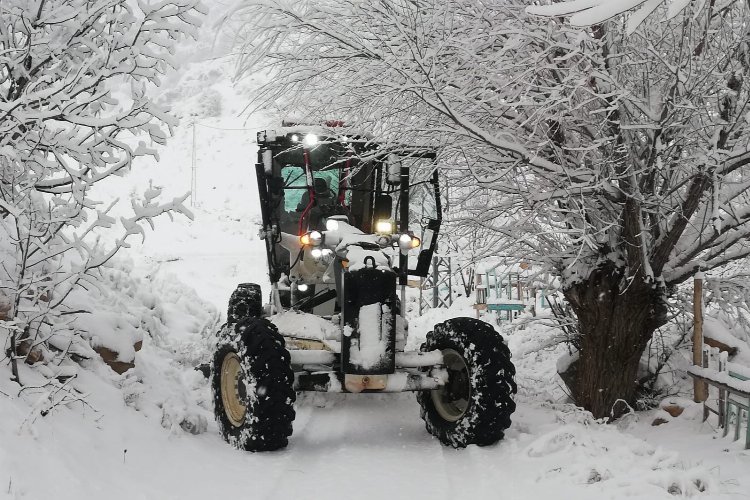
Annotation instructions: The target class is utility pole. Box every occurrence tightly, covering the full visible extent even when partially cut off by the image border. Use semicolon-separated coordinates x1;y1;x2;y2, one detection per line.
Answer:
190;120;197;207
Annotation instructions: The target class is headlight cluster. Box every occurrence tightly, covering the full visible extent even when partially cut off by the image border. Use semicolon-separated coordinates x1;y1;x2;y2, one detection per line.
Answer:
299;230;323;246
373;219;421;250
299;219;420;259
299;231;334;261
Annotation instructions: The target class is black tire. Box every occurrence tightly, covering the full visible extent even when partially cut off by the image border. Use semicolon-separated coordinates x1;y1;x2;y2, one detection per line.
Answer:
211;317;296;451
417;317;517;448
227;283;263;324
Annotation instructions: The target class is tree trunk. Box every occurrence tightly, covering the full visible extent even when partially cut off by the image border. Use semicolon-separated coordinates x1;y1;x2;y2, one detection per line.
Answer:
564;263;667;419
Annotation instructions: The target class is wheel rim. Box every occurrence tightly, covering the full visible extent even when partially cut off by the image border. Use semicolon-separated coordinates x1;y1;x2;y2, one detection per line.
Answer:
220;352;247;427
431;348;471;422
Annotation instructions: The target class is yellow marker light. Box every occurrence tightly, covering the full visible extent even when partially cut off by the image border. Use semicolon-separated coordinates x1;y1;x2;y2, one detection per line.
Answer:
300;233;312;246
410;236;421;249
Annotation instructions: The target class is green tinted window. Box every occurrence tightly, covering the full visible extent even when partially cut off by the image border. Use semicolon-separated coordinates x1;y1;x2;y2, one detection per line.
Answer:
281;165;306;212
281;166;343;212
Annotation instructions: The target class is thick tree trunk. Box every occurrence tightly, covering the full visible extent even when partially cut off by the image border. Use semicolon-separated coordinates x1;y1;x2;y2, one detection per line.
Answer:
564;263;667;419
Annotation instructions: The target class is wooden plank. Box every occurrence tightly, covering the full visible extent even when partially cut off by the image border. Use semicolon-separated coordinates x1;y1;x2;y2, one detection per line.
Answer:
687;372;750;399
487;304;526;312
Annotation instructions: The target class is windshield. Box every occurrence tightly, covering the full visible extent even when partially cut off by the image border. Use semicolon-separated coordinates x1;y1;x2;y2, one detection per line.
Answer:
280;165;346;213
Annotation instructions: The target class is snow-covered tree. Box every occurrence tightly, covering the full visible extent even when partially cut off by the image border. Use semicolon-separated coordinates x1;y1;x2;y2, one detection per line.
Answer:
0;0;204;384
230;0;750;418
527;0;747;34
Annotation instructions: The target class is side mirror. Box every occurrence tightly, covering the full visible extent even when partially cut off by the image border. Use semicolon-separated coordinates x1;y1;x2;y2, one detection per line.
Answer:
374;194;392;220
386;154;402;185
410;218;440;277
262;149;273;175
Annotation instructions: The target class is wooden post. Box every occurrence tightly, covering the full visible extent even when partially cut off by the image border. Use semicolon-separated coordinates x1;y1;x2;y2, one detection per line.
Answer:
475;271;481;319
693;272;708;402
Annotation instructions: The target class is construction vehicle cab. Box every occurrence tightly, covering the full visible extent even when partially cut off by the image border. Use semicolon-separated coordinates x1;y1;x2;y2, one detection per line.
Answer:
255;125;441;311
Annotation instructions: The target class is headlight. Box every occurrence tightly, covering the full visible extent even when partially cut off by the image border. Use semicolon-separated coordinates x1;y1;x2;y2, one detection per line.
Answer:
310;248;334;260
375;220;393;234
326;219;339;231
300;231;323;246
398;233;421;251
297;283;309;292
304;133;318;146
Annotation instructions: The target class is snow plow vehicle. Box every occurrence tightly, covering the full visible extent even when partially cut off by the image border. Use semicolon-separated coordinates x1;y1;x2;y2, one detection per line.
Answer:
210;124;517;451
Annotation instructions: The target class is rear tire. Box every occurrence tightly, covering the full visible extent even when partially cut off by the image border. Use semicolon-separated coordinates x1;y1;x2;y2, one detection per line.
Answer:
211;318;295;451
417;317;517;448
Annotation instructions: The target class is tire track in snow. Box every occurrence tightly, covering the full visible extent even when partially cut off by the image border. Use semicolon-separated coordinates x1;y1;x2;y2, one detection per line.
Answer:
247;393;448;499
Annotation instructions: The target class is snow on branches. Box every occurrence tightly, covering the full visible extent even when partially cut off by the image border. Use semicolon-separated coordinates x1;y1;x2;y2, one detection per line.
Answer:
526;0;745;35
232;0;750;289
0;0;204;385
232;0;750;416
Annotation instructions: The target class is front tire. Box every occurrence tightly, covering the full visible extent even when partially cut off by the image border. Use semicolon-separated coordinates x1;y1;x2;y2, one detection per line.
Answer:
417;317;517;448
227;283;263;324
211;318;296;451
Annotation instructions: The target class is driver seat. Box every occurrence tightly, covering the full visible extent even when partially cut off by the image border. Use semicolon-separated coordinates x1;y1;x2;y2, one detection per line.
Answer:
297;178;335;211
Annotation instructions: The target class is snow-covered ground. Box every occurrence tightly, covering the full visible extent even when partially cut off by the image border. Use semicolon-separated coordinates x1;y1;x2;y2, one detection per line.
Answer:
2;30;750;500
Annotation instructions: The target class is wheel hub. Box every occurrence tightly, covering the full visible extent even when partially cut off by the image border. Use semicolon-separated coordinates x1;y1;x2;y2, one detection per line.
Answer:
431;348;471;422
220;352;247;427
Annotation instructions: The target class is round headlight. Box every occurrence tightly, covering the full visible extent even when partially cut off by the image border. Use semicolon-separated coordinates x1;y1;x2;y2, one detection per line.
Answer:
304;133;318;146
297;283;308;292
311;248;323;259
398;234;413;251
398;233;421;251
309;231;323;245
326;219;340;231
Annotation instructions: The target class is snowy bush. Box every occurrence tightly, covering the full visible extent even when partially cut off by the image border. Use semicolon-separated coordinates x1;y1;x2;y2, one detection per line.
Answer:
0;0;206;386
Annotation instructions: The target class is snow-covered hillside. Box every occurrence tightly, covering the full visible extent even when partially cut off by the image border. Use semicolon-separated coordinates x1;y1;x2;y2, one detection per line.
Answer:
1;12;750;500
